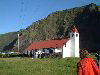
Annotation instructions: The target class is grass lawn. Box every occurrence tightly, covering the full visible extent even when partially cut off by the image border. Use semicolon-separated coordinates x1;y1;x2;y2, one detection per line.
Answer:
0;57;80;75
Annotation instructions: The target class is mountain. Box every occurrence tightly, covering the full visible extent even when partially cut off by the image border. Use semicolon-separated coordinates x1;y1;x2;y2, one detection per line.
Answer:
0;32;18;51
0;3;100;53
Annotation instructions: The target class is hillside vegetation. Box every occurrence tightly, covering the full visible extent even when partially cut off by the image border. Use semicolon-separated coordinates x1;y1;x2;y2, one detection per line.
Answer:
0;3;100;52
0;32;17;51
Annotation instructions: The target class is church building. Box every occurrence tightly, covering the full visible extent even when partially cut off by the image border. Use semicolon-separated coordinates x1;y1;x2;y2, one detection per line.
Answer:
24;25;79;58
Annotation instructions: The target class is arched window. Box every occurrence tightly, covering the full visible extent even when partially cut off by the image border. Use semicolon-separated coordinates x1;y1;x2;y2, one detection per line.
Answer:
72;34;74;37
76;34;78;37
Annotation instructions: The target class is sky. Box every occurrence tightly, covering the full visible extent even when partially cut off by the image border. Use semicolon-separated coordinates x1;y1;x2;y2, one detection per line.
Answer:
0;0;100;34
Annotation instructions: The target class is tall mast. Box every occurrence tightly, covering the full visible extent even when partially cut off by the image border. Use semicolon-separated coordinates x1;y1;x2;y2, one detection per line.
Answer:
18;33;19;52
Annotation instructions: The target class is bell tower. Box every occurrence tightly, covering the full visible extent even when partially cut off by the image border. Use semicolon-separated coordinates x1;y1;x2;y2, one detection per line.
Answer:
70;25;79;57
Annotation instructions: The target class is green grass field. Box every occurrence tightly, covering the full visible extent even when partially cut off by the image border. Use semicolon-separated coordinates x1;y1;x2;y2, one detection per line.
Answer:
0;57;80;75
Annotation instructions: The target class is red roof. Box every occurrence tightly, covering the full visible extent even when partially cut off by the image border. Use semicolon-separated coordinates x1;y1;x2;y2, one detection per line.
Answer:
25;38;69;50
70;25;78;32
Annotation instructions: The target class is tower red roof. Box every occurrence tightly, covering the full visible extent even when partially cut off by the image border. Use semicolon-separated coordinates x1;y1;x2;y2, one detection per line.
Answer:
70;25;78;32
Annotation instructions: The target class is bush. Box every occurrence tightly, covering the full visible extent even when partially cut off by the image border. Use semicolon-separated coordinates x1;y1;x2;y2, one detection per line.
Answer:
49;52;62;58
0;54;9;58
0;53;26;58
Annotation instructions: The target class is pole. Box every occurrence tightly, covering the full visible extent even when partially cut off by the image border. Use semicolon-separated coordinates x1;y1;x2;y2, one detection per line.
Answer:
18;33;19;52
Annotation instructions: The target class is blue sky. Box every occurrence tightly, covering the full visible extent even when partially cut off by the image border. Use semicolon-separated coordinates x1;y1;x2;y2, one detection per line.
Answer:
0;0;100;34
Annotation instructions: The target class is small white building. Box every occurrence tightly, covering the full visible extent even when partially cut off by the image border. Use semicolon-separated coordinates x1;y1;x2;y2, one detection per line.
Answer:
24;25;79;58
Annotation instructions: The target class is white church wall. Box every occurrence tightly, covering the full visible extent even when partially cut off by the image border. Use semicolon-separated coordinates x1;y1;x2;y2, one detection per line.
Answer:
70;32;75;57
54;48;62;53
75;33;79;57
62;40;71;58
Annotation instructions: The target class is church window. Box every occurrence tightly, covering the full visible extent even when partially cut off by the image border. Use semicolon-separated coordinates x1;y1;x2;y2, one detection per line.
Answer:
76;34;78;37
72;34;74;37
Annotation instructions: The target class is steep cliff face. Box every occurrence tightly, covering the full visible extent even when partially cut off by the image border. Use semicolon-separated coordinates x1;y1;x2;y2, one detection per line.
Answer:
1;3;100;53
74;4;100;52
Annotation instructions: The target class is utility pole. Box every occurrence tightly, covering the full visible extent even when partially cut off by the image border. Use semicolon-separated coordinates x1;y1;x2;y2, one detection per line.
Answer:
18;33;19;52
